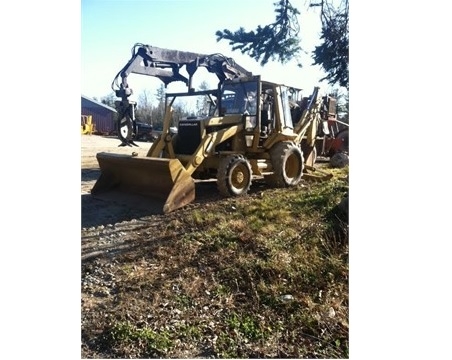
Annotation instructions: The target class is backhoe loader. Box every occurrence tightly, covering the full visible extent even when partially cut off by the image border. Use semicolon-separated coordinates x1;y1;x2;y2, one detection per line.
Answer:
91;44;336;213
81;115;95;135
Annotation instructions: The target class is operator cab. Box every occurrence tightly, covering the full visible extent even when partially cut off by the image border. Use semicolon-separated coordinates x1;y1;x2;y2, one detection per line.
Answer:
220;81;258;116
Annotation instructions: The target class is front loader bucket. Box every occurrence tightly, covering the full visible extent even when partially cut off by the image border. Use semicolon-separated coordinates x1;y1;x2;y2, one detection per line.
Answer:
91;152;195;213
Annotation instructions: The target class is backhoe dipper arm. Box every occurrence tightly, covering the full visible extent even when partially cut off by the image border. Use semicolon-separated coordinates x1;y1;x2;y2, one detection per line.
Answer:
294;87;321;143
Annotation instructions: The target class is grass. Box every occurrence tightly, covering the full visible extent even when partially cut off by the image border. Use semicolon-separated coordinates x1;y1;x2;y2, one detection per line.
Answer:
81;165;349;358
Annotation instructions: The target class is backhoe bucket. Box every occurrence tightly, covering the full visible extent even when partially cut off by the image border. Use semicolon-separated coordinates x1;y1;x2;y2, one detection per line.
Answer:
91;152;195;213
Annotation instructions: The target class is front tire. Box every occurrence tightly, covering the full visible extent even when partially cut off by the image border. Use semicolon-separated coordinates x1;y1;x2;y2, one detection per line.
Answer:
217;155;252;197
265;141;304;187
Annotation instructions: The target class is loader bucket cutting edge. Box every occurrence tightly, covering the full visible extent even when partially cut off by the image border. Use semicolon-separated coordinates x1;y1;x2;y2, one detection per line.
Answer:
91;152;195;213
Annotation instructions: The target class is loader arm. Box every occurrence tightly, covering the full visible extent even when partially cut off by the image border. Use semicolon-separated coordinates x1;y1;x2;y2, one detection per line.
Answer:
146;106;175;158
182;122;245;176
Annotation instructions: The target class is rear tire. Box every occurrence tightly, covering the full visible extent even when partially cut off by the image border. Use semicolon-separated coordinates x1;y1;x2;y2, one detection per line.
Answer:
265;142;304;187
217;155;252;197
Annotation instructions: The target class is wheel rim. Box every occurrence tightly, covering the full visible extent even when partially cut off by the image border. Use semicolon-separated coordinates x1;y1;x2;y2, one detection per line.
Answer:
231;163;250;191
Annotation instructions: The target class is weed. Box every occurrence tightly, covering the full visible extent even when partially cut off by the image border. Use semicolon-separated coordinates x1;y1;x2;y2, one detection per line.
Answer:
103;321;173;356
174;293;195;308
227;312;269;341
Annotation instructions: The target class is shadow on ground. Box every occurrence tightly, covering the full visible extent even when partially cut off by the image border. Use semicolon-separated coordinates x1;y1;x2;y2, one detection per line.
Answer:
82;169;101;182
81;181;221;229
81;179;268;229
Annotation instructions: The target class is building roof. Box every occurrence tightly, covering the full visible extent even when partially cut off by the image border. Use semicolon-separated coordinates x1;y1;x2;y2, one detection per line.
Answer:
81;94;117;113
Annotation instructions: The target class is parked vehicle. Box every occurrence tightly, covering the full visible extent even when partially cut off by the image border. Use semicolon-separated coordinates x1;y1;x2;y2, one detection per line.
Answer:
135;121;154;142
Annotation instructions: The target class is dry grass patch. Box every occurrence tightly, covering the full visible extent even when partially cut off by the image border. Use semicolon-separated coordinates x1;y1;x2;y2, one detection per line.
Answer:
82;166;349;358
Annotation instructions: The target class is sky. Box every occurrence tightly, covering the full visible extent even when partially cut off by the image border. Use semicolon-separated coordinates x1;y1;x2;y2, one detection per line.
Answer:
81;0;332;103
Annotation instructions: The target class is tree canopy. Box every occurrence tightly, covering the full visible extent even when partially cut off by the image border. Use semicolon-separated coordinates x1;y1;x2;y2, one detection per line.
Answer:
215;0;349;89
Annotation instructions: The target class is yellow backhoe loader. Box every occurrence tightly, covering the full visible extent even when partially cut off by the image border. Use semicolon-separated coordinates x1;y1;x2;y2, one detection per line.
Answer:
81;115;95;135
91;44;336;213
